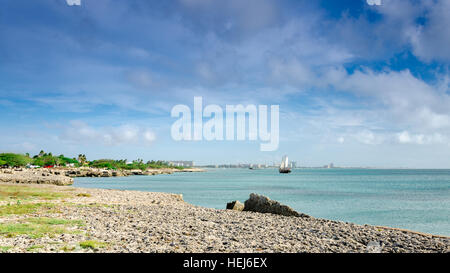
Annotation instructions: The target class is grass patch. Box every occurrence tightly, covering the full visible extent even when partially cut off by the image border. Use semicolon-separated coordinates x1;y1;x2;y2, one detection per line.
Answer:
61;245;76;252
76;193;92;197
26;245;44;252
26;217;84;226
0;217;84;238
0;246;12;252
79;240;108;250
74;203;113;208
0;222;64;238
0;185;71;202
0;203;57;216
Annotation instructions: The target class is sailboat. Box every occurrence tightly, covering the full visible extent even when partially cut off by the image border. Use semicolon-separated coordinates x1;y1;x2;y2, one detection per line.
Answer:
279;155;291;173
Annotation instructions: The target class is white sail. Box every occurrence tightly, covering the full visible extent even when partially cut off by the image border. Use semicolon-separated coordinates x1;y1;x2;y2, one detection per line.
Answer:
280;155;288;169
279;155;291;173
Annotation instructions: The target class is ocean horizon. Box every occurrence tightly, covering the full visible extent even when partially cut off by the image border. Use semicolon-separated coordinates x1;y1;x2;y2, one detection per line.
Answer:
74;168;450;237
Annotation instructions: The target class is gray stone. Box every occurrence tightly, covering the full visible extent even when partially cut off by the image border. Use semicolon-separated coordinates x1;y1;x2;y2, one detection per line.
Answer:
0;171;73;186
226;200;244;211
243;193;309;217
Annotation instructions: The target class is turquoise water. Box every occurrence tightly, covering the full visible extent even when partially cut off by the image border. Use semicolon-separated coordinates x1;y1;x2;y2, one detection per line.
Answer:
74;168;450;236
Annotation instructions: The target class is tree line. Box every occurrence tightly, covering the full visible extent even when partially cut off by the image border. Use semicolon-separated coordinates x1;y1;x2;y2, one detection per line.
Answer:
0;151;183;170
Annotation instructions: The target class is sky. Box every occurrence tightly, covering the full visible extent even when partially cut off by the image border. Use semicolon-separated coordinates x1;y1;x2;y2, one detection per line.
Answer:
0;0;450;168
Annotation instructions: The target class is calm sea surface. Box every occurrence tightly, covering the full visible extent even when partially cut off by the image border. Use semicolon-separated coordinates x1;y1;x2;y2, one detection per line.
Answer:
74;168;450;236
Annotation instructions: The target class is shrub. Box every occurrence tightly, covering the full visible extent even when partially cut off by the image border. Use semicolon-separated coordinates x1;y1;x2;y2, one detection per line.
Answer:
0;153;32;167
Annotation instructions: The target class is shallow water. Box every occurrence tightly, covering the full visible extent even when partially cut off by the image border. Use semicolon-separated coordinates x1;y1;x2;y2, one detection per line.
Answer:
74;168;450;236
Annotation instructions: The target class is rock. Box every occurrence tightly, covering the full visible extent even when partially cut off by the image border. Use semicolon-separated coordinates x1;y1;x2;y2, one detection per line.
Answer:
172;194;184;201
226;200;244;211
243;193;309;217
0;171;73;186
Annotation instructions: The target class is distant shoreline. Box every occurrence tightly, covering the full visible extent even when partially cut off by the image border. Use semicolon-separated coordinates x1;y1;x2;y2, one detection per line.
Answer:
0;166;206;186
199;166;450;170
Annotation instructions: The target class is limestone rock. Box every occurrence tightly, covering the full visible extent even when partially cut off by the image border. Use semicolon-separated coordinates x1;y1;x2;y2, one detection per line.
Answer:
243;193;309;217
0;172;73;186
226;200;245;211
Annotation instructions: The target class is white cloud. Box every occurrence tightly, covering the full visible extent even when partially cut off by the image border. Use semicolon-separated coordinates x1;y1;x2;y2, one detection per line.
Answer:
60;121;156;146
363;0;450;62
407;0;450;62
143;130;156;143
324;67;450;132
396;131;446;145
66;0;81;6
353;130;385;145
336;130;448;146
367;0;382;6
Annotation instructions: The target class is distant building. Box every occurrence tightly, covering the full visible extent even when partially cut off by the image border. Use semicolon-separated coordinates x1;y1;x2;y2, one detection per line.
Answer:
167;161;194;167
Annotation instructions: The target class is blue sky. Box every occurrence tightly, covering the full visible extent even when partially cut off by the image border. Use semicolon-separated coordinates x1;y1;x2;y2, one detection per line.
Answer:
1;0;450;167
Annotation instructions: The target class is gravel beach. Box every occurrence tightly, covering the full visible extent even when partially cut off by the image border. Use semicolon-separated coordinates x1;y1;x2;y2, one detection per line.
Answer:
0;182;448;253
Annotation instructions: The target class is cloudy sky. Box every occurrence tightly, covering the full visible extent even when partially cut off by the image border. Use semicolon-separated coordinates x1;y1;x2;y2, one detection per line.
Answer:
1;0;449;167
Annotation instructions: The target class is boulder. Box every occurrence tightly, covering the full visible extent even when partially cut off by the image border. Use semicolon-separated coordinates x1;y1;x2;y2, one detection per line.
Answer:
243;193;309;217
226;200;245;211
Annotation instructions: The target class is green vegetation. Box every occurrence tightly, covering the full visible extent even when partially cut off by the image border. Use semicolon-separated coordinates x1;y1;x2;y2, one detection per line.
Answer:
0;184;71;201
26;245;44;252
0;203;58;216
79;240;108;250
0;185;84;240
88;159;179;170
0;185;67;216
32;155;79;168
0;150;184;170
0;217;84;239
0;246;12;252
0;153;32;167
0;151;80;167
76;193;92;197
77;154;87;165
26;217;84;226
61;245;76;252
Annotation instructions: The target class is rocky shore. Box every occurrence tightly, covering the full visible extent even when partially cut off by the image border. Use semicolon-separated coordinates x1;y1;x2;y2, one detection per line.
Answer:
0;183;448;253
0;167;205;186
0;169;73;186
62;166;205;177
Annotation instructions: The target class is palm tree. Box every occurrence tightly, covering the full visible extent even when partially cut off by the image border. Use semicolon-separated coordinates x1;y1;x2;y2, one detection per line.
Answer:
78;154;87;165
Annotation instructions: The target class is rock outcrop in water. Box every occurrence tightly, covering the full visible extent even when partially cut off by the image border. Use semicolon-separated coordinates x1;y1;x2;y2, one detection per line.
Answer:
226;200;245;211
242;193;309;217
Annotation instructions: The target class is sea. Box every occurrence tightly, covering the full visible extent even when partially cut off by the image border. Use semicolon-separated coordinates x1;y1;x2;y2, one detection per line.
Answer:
74;168;450;236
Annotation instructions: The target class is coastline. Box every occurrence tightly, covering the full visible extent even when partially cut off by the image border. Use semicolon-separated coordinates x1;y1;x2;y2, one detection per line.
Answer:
0;167;206;187
0;182;448;253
